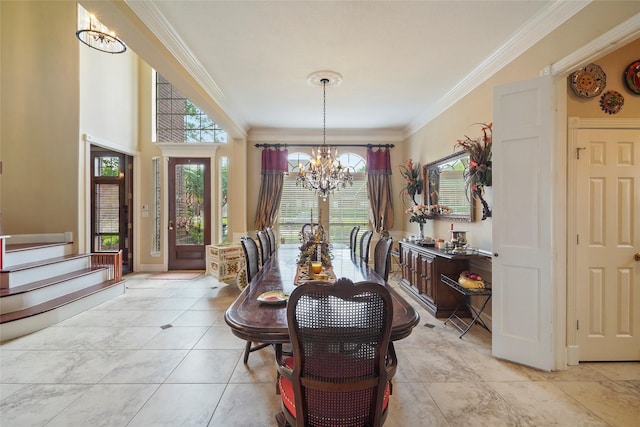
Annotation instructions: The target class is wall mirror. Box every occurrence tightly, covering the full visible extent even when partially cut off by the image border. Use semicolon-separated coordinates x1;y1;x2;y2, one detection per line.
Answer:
423;151;473;222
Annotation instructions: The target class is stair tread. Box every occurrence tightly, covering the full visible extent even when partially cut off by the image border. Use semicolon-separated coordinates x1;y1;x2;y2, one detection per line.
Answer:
5;242;72;253
0;279;125;324
0;267;107;297
1;254;90;273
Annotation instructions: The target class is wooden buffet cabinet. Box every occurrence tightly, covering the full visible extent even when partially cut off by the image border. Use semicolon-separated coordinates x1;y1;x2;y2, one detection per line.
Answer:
398;241;490;318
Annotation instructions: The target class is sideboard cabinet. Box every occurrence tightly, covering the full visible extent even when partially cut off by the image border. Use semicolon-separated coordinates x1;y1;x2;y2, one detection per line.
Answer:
398;241;489;318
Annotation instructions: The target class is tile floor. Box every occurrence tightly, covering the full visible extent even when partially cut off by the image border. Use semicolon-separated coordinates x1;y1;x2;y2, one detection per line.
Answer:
1;272;639;426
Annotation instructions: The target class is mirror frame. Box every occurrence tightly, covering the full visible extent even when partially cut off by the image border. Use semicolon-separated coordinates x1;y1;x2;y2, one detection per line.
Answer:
423;151;474;222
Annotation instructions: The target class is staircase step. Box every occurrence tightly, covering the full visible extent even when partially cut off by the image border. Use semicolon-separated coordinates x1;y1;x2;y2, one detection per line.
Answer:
1;254;91;288
4;242;73;268
0;279;126;342
0;267;109;314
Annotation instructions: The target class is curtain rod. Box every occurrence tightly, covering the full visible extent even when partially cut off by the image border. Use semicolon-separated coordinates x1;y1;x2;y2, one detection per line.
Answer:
254;143;394;149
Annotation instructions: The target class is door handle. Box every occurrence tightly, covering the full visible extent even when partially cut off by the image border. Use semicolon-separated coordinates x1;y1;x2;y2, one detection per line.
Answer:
168;221;174;231
635;253;640;261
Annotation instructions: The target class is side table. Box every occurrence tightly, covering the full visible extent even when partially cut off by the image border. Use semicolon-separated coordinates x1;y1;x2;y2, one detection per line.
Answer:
441;274;492;338
206;243;244;283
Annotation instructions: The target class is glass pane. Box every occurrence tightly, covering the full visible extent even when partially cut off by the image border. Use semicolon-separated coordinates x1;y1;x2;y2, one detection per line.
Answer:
220;157;228;243
95;183;119;232
174;163;205;245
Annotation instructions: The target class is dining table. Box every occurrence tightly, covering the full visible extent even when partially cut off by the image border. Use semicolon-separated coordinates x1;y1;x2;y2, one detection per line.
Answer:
225;243;420;345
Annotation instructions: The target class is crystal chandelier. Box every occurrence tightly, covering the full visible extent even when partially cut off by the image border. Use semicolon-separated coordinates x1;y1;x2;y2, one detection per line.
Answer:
296;71;353;200
76;4;127;54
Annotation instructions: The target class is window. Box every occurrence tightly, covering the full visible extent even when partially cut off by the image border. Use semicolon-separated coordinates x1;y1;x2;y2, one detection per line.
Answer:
327;153;368;244
278;152;368;245
279;153;319;243
151;157;161;254
92;154;123;252
155;73;227;143
220;156;229;243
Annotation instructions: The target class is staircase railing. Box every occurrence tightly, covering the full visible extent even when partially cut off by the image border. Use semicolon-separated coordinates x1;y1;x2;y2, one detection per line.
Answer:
91;250;123;281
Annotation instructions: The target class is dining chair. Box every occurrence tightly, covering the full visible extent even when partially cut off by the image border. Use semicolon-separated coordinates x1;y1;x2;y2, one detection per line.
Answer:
240;236;260;282
373;236;393;282
239;236;270;363
275;278;397;427
256;230;271;266
265;226;277;254
359;230;373;264
349;225;360;256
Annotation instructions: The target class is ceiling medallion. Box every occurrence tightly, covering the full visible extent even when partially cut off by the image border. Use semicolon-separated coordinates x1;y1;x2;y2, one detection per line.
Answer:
307;70;343;88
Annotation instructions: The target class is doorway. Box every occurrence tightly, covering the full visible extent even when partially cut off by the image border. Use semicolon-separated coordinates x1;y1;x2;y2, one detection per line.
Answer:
90;148;133;274
570;120;640;361
168;157;211;270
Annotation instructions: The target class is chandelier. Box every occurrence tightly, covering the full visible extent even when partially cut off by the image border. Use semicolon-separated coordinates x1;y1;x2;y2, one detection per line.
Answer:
296;71;353;200
76;5;126;54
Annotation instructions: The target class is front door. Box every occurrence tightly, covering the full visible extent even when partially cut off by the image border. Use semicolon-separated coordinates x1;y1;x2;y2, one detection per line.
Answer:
492;75;555;371
575;127;640;361
168;158;211;270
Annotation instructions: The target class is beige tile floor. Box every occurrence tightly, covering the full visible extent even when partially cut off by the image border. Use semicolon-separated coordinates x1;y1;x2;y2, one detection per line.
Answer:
1;272;639;426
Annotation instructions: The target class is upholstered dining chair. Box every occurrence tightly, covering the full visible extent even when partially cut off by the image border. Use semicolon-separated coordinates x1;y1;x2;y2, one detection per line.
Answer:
240;236;269;363
265;226;277;254
359;230;373;264
373;236;393;282
256;230;271;266
275;278;397;427
349;225;360;256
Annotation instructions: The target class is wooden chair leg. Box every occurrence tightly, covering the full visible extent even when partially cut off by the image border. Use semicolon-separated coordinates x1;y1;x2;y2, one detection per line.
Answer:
243;341;271;364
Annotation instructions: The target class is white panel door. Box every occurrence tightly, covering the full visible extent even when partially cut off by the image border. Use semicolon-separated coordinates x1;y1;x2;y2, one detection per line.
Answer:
576;128;640;361
492;75;554;371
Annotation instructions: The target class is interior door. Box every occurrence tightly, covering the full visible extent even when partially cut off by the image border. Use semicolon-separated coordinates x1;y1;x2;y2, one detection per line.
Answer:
576;128;640;361
492;75;555;371
168;158;211;270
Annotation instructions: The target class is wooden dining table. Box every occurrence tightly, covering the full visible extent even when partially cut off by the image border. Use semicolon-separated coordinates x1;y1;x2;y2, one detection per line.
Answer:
225;243;420;344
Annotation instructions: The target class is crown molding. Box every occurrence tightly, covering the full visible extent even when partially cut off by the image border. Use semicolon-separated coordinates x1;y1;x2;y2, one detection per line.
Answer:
406;0;591;137
248;128;405;144
547;12;640;77
124;0;247;132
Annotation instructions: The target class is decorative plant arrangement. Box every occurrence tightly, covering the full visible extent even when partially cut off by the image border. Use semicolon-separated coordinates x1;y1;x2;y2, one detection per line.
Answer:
455;122;493;220
398;158;423;206
405;204;453;223
297;238;332;267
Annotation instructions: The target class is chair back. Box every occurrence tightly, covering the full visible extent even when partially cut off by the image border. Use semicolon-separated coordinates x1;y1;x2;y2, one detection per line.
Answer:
359;230;373;264
285;278;394;427
256;230;271;266
240;236;260;283
265;227;277;254
373;236;393;281
349;226;360;254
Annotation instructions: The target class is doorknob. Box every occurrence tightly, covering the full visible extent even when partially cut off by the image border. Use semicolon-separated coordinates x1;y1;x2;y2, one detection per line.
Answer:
168;221;174;231
635;253;640;261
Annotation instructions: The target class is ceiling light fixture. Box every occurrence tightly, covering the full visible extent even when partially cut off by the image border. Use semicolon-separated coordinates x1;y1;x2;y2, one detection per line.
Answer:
76;4;126;54
296;71;352;200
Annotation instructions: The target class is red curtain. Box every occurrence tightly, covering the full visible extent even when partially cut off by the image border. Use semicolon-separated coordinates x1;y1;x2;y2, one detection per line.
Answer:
366;148;394;232
254;148;288;230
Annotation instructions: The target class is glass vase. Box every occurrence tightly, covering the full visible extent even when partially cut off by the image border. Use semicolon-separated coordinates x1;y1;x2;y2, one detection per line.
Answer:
417;222;424;240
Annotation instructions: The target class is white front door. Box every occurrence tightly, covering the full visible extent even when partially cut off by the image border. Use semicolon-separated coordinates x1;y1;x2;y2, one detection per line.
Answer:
492;75;555;371
575;127;640;361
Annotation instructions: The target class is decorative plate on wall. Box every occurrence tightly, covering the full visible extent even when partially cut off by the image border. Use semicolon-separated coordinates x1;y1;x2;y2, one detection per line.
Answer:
600;90;624;115
570;63;606;98
624;60;640;94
